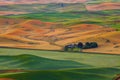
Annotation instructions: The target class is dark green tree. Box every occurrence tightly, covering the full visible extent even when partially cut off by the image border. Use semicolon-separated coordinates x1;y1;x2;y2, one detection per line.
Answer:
83;42;91;49
90;42;98;48
77;42;83;48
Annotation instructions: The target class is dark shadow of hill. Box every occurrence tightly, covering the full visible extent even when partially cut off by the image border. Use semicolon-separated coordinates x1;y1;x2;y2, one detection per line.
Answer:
0;69;112;80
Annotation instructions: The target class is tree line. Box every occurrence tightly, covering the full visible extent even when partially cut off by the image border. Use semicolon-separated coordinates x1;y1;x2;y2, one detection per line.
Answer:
63;42;98;52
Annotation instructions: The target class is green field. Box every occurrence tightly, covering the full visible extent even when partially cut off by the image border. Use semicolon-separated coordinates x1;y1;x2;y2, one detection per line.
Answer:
0;3;120;79
0;10;120;79
0;54;91;70
0;48;120;80
1;68;120;80
0;1;120;80
0;3;120;30
2;10;120;30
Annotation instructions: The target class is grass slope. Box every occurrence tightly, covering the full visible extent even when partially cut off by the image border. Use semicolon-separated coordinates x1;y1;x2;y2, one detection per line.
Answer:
0;54;90;70
0;48;120;68
0;48;120;80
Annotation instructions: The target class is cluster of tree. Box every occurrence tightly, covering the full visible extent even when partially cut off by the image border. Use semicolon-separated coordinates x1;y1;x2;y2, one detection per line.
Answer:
63;42;98;52
83;42;98;49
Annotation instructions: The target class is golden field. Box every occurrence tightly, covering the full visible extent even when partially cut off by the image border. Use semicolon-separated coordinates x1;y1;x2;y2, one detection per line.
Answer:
0;19;120;54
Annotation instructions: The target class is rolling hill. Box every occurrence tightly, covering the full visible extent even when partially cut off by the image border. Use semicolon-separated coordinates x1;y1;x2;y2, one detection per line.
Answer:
0;2;120;14
0;48;120;80
0;1;120;54
86;2;120;11
0;48;120;68
0;17;120;54
0;3;86;13
0;1;120;80
0;54;90;70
